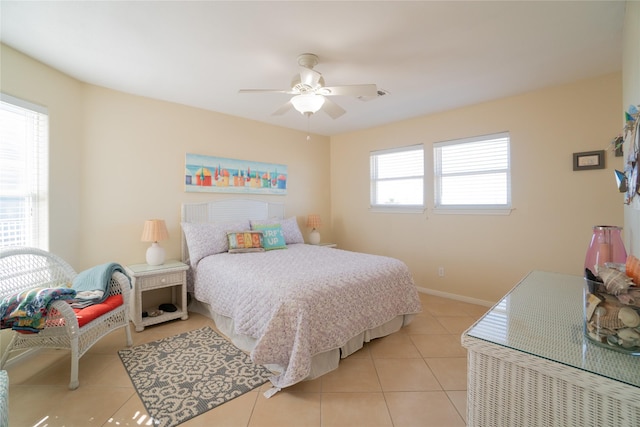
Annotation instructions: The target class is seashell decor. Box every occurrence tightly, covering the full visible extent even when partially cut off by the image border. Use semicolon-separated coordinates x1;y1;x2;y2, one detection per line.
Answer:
596;265;634;295
585;263;640;355
618;306;640;328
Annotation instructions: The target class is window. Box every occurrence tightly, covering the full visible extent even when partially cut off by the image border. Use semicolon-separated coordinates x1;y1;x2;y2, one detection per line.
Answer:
370;144;424;211
0;94;49;249
434;132;511;212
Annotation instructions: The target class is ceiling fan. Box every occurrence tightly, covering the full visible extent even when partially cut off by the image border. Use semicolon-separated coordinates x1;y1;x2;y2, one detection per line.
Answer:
239;53;378;119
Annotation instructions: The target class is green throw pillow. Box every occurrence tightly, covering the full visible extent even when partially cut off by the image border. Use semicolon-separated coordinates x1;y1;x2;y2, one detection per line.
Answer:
251;224;287;251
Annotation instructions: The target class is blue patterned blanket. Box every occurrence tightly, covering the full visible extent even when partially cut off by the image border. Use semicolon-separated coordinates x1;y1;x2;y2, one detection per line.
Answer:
0;287;77;333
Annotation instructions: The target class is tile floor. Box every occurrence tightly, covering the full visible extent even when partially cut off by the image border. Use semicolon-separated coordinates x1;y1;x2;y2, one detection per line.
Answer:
5;293;489;427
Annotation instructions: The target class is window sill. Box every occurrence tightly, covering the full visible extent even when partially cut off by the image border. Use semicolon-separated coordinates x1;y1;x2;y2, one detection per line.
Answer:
369;206;426;214
433;207;513;215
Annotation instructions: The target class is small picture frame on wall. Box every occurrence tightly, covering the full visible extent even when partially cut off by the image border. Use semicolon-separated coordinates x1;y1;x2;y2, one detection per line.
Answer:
573;150;605;171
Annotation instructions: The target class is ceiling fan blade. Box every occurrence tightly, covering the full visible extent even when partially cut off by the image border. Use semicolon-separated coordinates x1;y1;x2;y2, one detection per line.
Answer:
271;101;293;116
321;97;346;119
299;67;322;88
239;89;295;94
319;84;378;97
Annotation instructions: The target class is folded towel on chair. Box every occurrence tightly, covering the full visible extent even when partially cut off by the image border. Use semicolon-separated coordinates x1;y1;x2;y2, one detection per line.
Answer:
0;286;77;333
72;263;128;304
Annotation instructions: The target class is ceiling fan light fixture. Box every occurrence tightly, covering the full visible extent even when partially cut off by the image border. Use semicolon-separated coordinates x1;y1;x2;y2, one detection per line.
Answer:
291;94;325;115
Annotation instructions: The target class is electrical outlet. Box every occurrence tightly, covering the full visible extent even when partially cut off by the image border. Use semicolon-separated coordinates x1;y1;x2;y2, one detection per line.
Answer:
438;267;445;277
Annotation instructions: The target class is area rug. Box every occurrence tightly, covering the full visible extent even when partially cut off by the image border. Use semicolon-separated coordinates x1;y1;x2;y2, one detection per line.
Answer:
118;326;272;427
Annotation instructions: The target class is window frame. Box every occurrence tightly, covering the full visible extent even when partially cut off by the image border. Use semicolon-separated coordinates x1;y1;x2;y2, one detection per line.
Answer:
433;132;512;215
0;93;49;249
369;143;425;213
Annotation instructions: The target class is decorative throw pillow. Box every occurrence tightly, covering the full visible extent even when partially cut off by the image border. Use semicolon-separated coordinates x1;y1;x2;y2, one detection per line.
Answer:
226;231;265;253
251;217;304;244
251;223;287;251
181;220;251;267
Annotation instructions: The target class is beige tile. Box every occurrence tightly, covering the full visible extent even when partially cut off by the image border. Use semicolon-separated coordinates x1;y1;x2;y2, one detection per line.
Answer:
436;316;477;335
345;343;372;359
425;357;468;390
321;392;392;427
404;315;449;335
46;385;135;427
130;316;212;345
182;391;258;427
6;294;480;426
446;390;468;423
86;326;133;354
18;355;71;386
410;334;467;358
5;349;68;385
8;385;69;426
368;332;422;358
462;303;491;319
321;357;381;392
385;391;466;427
103;392;158;426
285;376;322;392
374;358;442;391
248;392;321;427
16;352;132;389
425;297;477;317
78;354;134;388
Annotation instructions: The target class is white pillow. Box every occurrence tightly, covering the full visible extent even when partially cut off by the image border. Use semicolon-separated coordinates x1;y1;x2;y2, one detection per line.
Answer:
182;220;251;267
250;217;304;244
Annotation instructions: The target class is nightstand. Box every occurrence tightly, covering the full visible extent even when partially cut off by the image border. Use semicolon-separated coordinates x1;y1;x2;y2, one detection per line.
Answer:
125;260;189;332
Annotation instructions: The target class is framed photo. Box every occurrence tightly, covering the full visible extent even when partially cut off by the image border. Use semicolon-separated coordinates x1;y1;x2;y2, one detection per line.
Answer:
573;150;605;171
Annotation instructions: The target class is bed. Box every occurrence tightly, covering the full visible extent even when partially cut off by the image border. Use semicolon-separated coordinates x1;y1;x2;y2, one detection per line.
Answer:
181;199;422;393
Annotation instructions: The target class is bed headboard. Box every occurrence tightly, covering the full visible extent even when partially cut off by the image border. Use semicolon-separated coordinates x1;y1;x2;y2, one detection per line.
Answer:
181;198;285;261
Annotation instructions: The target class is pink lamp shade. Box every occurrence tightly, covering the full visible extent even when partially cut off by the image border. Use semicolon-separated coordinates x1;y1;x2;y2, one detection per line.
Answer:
306;215;321;245
306;214;321;229
141;219;169;265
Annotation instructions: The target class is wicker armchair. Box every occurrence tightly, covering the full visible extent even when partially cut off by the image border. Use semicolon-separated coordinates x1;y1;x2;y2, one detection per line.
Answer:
0;247;132;389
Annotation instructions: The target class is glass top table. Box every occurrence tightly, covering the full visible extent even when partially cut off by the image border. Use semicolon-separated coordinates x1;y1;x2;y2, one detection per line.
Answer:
465;270;640;388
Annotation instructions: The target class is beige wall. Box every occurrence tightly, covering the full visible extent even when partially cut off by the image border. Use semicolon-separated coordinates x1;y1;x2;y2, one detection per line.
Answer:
331;73;624;303
1;43;332;270
2;34;631;304
1;45;84;264
623;1;640;258
79;86;331;268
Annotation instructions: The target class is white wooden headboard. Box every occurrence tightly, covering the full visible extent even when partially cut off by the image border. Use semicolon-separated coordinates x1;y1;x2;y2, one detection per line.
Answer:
181;198;285;261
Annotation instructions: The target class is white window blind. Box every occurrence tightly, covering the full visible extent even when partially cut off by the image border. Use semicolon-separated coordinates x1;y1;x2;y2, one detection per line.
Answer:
370;144;424;210
434;132;511;210
0;93;49;249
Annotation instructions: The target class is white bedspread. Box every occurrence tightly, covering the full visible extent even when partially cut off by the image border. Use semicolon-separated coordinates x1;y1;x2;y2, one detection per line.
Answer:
193;244;422;388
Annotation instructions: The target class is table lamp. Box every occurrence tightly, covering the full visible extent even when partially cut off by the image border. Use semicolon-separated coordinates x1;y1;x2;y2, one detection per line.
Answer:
306;214;321;245
141;219;169;265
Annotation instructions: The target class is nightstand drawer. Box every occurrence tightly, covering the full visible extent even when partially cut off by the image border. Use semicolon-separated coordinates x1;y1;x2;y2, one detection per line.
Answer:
137;271;184;290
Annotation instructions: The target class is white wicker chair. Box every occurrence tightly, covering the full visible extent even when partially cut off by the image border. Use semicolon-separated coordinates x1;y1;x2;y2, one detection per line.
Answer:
0;247;132;389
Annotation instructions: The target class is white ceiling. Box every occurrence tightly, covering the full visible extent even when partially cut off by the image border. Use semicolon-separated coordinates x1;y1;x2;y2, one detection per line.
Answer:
0;1;626;136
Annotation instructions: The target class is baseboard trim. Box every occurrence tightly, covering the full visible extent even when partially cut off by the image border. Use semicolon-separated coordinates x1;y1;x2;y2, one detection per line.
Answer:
416;286;494;307
3;348;41;369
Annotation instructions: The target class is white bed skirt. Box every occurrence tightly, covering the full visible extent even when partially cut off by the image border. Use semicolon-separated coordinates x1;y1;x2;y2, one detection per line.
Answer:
188;297;416;384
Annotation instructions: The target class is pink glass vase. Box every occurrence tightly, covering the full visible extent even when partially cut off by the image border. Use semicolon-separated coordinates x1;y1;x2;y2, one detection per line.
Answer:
584;225;627;273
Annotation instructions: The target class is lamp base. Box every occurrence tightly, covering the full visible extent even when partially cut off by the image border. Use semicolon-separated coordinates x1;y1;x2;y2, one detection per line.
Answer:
146;242;166;266
309;229;321;245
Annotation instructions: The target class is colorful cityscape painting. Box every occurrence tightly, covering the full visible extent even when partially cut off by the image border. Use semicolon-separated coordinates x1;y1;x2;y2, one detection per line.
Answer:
185;153;287;195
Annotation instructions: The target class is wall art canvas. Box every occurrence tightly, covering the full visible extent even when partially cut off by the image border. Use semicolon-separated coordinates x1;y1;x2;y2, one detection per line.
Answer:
185;153;287;195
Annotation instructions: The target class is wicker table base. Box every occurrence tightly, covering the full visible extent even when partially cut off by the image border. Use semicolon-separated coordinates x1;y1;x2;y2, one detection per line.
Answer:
462;271;640;427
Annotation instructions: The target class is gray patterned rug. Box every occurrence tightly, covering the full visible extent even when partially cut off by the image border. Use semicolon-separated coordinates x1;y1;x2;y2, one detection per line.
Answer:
118;326;272;427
